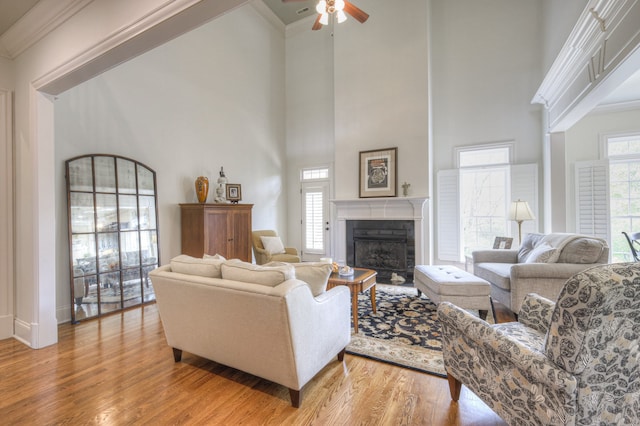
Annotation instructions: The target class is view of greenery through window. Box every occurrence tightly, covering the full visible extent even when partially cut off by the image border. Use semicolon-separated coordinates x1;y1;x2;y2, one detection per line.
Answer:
459;146;510;256
608;135;640;262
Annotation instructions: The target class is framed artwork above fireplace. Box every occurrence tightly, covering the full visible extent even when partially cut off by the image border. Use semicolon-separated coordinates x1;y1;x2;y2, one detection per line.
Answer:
359;147;397;198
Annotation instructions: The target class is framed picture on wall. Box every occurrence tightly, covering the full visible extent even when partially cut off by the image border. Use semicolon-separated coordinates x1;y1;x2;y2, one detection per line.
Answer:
226;184;242;203
359;147;397;198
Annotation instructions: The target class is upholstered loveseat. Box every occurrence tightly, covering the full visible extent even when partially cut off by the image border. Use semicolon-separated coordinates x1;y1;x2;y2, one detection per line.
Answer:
473;233;608;314
149;255;350;407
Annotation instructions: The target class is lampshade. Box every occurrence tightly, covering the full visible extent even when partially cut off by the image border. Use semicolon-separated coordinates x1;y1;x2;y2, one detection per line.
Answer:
508;200;535;222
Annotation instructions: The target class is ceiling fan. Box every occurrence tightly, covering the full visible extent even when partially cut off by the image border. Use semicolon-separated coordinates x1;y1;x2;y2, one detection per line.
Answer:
283;0;369;30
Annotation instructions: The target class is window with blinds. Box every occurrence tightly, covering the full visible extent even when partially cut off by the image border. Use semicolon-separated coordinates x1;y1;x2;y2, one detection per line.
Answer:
305;191;324;250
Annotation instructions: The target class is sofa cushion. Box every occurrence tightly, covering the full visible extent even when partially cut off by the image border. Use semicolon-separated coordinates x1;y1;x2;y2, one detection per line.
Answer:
284;262;332;297
474;262;513;291
170;254;224;278
517;233;545;263
221;260;295;287
557;238;604;264
525;243;559;263
260;236;286;255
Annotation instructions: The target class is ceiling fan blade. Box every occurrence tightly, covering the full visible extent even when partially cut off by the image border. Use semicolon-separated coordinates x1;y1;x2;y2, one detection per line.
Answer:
312;14;323;30
344;1;369;23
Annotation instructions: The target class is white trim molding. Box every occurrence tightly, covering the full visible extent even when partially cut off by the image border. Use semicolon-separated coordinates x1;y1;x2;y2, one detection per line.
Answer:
0;89;13;339
331;197;428;267
532;0;640;132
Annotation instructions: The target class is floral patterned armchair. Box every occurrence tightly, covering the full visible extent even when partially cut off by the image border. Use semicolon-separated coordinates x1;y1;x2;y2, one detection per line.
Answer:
438;262;640;425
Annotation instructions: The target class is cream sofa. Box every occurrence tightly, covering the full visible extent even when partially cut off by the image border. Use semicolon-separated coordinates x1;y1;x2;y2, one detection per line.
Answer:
149;256;350;407
473;233;609;314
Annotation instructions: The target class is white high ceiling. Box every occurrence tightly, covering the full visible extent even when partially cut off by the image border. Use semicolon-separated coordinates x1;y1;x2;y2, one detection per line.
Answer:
1;0;639;109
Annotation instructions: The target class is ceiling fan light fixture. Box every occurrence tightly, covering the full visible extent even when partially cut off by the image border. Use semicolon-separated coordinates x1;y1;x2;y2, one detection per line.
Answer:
334;0;345;11
336;10;347;23
316;0;327;14
319;12;329;26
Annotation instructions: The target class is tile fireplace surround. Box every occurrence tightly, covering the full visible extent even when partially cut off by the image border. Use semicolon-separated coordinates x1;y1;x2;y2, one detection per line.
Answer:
332;197;429;268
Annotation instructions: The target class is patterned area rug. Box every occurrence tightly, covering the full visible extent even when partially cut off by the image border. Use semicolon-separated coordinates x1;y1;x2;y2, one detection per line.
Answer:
346;284;447;377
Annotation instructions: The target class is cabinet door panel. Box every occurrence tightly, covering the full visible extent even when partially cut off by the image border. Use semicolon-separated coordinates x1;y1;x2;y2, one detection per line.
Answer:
230;210;251;261
204;210;229;257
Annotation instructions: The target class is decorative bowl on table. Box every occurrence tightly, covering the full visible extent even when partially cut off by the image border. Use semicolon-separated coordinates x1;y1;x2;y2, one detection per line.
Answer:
338;265;354;277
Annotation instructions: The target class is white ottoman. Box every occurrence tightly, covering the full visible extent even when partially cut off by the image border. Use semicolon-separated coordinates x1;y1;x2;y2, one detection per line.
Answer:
414;265;492;320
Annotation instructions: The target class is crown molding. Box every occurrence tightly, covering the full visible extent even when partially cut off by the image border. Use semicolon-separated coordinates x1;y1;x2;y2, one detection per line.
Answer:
0;0;93;59
532;0;640;131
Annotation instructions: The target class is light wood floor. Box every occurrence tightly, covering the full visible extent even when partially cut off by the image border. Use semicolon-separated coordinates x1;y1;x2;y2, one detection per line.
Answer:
0;303;509;425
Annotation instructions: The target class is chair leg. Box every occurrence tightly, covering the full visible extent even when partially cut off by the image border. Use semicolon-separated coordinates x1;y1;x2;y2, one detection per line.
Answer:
447;374;462;401
479;310;488;320
172;348;183;362
337;348;346;362
289;388;301;408
490;297;497;324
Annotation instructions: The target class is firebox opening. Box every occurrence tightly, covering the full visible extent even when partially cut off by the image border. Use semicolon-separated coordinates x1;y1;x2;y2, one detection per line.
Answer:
346;220;415;284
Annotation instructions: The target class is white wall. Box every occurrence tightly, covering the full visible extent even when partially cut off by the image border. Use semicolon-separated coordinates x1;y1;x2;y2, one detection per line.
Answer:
284;18;335;255
333;0;430;200
8;0;247;347
430;0;544;259
54;5;286;323
565;107;640;231
541;0;588;74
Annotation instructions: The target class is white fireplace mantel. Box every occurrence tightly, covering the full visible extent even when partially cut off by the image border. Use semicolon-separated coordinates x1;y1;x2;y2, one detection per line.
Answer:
331;197;428;266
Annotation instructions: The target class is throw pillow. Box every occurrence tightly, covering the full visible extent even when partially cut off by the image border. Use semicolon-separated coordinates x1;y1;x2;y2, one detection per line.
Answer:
517;233;545;263
524;243;558;263
170;254;224;278
203;253;226;260
275;262;332;297
260;236;286;255
557;238;604;264
221;259;295;287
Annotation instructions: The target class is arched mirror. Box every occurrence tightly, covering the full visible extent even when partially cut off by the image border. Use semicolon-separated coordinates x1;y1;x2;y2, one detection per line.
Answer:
66;154;160;322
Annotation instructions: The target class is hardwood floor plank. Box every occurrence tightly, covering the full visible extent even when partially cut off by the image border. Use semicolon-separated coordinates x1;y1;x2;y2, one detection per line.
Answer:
0;304;507;425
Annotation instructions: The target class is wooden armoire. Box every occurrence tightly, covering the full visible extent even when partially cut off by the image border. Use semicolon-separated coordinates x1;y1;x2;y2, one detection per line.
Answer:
180;203;253;262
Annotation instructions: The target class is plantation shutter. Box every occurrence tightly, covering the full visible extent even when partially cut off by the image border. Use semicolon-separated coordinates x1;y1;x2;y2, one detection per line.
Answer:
437;169;461;261
575;160;610;241
510;163;539;237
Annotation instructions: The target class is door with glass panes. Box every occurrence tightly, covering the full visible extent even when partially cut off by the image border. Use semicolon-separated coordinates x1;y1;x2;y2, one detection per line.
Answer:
301;174;330;262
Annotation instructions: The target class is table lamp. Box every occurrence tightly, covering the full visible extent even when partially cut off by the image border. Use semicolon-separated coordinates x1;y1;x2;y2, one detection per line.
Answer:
509;199;535;245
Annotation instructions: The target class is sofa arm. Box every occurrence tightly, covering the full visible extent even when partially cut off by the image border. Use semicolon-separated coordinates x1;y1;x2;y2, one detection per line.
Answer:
284;247;298;255
472;249;518;264
518;293;555;334
438;302;576;392
285;285;351;385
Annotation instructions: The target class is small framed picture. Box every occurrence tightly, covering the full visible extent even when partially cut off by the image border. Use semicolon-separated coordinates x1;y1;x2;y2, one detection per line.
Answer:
359;147;397;198
493;237;513;249
226;184;242;203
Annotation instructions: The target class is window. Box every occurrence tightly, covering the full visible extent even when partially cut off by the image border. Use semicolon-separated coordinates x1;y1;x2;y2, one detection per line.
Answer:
607;134;640;262
458;145;511;256
438;143;537;262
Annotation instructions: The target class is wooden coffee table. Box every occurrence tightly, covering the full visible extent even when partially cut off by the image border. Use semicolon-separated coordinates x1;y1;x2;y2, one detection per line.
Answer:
327;268;377;333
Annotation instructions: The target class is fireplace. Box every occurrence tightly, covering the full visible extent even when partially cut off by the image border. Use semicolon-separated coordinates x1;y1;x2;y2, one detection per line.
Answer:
346;220;415;283
332;197;429;279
